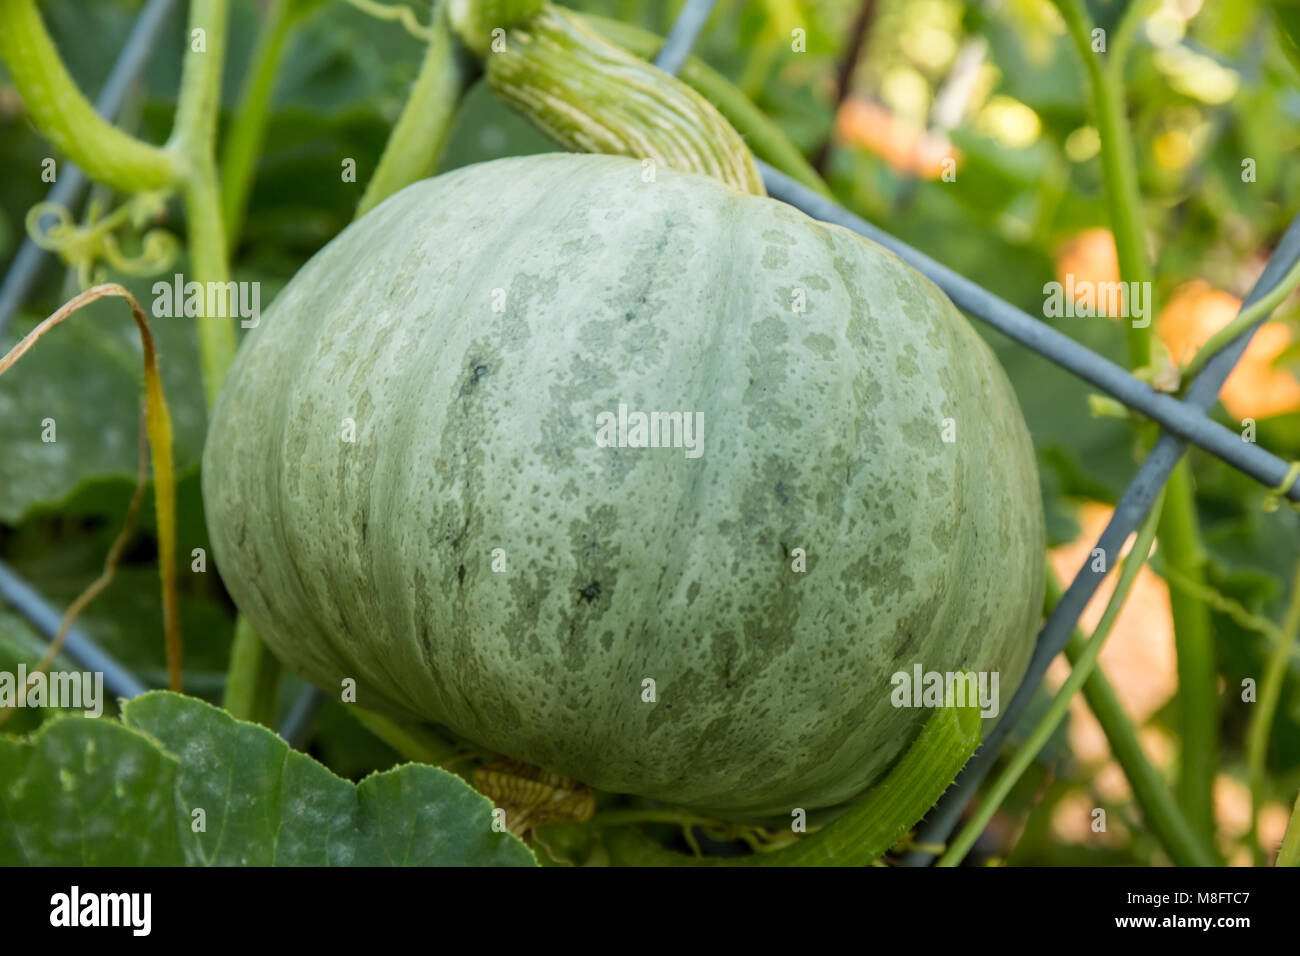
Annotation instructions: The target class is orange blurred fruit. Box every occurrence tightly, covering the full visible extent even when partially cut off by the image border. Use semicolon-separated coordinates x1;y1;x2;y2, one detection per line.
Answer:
1054;229;1122;317
1047;502;1177;764
835;97;959;181
1157;280;1300;420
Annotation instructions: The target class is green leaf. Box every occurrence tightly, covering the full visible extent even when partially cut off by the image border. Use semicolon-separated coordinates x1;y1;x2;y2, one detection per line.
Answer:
0;692;536;866
0;274;209;524
0;716;186;864
307;696;403;780
1270;1;1300;77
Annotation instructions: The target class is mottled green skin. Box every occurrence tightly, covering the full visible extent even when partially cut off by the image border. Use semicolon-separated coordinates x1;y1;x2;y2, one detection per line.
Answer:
203;154;1044;818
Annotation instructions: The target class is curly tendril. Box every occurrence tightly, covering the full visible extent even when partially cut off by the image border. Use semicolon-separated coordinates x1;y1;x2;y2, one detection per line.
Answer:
342;0;437;41
1264;461;1300;514
25;191;179;289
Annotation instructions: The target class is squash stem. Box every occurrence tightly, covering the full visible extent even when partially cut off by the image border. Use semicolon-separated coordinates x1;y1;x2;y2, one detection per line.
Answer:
350;707;463;768
1181;256;1300;382
168;0;239;408
0;0;238;404
180;159;238;411
221;616;281;726
1160;463;1219;844
581;13;831;197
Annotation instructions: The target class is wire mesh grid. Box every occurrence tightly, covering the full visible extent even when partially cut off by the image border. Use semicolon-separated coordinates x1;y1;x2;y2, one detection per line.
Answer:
1;0;1298;860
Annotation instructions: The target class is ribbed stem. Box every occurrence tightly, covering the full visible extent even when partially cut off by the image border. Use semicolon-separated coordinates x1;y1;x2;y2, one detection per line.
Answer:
582;14;830;197
479;5;764;195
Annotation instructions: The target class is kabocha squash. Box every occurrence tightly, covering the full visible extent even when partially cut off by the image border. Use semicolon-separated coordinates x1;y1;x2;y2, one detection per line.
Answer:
202;153;1044;819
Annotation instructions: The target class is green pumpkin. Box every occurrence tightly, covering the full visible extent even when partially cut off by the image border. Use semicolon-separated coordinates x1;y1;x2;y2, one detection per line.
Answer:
203;153;1043;819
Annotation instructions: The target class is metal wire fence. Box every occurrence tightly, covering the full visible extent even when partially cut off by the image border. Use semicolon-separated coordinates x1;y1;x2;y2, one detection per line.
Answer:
2;0;1298;862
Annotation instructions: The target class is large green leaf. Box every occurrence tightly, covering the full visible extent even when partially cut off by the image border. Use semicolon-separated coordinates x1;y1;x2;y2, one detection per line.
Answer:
0;692;536;866
0;716;184;864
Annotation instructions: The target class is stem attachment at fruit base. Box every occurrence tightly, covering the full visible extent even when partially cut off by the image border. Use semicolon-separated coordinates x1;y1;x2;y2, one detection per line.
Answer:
450;1;765;195
599;701;981;866
0;285;182;715
580;14;830;198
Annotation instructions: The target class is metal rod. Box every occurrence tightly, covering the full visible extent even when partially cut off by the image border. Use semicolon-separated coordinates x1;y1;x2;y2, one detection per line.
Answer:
0;559;149;700
279;686;327;749
653;0;718;75
902;212;1300;864
760;161;1300;507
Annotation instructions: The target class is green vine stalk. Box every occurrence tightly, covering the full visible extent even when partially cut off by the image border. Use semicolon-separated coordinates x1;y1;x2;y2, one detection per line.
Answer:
171;0;237;409
219;0;295;248
1048;569;1218;866
1281;791;1300;866
1246;561;1300;863
1054;0;1219;846
351;707;464;768
1180;255;1300;382
0;0;237;409
0;0;177;192
220;616;281;726
358;0;474;217
938;499;1164;866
